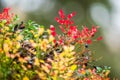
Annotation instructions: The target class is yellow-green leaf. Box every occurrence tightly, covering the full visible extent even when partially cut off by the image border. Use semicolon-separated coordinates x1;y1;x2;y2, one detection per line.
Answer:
71;65;77;71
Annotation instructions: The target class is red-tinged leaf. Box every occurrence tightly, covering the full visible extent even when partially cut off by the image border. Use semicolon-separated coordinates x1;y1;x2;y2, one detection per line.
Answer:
59;20;64;24
67;30;72;36
59;9;65;19
97;36;103;41
3;8;10;13
4;8;10;16
70;26;74;30
50;25;55;31
59;26;65;33
77;31;81;35
81;30;85;37
59;39;63;44
84;32;89;37
67;12;76;19
0;8;12;24
73;35;78;39
92;26;97;33
55;17;60;23
84;26;89;32
65;20;69;26
70;26;77;31
53;39;56;43
69;20;74;24
0;14;2;18
90;31;95;37
55;17;64;24
51;31;56;37
87;39;92;44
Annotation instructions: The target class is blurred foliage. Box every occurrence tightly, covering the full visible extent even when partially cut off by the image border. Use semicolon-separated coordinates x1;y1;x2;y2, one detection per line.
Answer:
0;0;120;79
0;8;112;80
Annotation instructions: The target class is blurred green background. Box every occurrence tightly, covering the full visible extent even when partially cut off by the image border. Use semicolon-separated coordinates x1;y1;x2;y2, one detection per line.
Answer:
0;0;120;79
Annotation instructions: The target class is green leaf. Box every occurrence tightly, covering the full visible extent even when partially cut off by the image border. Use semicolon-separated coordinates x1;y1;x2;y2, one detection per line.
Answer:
96;67;102;73
14;15;19;21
